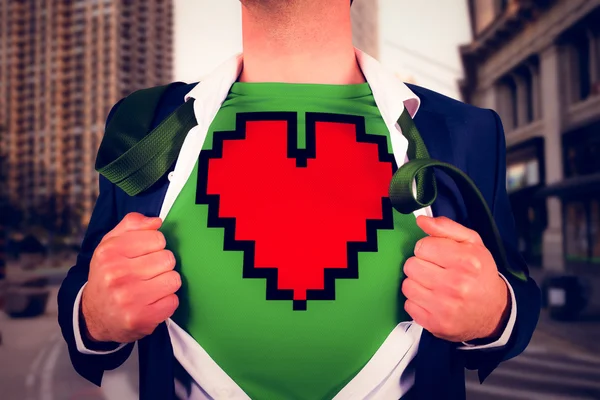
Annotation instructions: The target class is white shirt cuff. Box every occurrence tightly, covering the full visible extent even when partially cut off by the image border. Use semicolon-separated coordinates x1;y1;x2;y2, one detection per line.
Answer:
457;273;517;350
73;282;128;355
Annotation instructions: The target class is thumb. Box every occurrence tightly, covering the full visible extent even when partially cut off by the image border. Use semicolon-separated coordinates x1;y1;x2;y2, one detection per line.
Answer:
416;215;483;245
102;212;162;241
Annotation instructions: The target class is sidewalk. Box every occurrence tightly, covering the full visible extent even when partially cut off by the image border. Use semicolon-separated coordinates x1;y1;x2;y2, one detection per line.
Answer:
528;267;600;356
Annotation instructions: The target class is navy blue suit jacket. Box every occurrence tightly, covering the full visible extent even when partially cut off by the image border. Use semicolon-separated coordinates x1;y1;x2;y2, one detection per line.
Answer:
57;82;541;400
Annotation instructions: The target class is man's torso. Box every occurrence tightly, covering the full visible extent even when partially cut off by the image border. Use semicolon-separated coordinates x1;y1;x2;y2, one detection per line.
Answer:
160;82;426;399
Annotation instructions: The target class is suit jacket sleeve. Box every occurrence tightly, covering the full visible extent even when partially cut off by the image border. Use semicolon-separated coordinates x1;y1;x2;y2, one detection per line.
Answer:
462;109;542;382
57;99;135;386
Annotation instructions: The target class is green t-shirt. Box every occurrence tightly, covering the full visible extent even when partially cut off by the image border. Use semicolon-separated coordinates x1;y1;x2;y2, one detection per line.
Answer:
161;82;426;400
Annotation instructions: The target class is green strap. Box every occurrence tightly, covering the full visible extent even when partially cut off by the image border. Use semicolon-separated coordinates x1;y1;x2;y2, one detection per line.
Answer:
97;88;525;281
95;84;198;196
391;109;526;281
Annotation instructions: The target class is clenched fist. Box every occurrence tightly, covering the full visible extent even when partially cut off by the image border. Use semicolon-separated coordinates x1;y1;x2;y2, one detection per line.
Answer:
402;216;511;343
81;212;181;344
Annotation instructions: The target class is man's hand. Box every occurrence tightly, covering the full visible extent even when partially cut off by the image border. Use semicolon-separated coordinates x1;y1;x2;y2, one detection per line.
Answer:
81;212;181;344
402;216;510;343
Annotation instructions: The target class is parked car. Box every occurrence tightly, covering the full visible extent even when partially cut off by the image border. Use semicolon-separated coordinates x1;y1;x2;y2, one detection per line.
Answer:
3;273;50;318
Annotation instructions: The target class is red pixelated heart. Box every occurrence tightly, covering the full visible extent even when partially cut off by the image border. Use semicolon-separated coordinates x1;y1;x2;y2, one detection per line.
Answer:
203;113;393;304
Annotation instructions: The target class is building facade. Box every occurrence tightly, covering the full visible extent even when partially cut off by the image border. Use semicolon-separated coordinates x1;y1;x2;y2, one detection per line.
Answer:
351;0;380;59
0;0;173;228
460;0;600;273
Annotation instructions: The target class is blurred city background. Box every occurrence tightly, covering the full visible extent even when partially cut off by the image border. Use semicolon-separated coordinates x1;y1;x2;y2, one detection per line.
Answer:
1;0;600;399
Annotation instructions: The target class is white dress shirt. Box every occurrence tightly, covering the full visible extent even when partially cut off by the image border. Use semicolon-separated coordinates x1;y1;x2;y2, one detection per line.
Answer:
72;49;517;400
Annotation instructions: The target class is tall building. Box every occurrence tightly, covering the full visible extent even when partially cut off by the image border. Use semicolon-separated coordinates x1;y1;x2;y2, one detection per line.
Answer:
460;0;600;273
0;0;174;227
351;0;380;59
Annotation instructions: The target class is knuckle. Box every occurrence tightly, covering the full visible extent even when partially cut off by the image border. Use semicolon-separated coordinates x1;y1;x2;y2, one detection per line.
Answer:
112;288;128;306
414;240;424;256
472;258;483;272
401;278;412;296
165;271;182;292
465;242;477;252
123;311;137;331
162;250;176;270
437;216;451;227
404;299;413;313
154;231;167;249
467;253;482;271
173;272;182;290
456;281;471;299
94;242;112;263
167;294;179;314
102;270;118;289
123;212;141;226
415;237;433;256
403;257;416;276
118;216;132;232
460;249;482;271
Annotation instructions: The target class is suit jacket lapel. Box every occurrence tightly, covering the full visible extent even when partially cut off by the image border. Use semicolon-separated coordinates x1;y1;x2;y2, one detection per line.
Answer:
411;108;467;400
115;180;175;399
413;108;468;226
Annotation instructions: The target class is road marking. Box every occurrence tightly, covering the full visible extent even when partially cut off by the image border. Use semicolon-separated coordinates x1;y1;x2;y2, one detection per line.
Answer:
466;381;594;400
523;344;549;354
492;367;600;390
559;351;600;364
510;354;600;376
39;337;62;400
26;342;50;388
102;370;138;400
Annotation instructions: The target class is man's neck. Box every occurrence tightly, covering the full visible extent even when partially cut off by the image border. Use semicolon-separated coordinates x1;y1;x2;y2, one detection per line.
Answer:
238;0;365;85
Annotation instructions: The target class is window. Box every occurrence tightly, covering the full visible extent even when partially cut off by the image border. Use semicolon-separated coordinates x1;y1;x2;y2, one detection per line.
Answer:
522;67;535;123
564;122;600;177
566;28;593;102
506;158;540;193
591;199;600;263
500;76;519;130
576;35;591;101
565;198;600;266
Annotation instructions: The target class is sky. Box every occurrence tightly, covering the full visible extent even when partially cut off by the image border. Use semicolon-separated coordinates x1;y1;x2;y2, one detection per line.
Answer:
174;0;472;99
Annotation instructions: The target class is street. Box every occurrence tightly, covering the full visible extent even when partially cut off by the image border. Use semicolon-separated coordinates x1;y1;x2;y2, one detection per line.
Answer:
466;332;600;400
0;286;139;400
1;286;600;400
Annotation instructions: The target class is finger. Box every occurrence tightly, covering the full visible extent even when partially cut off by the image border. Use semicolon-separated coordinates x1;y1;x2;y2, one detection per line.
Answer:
416;216;482;245
403;256;446;290
104;230;167;258
146;293;179;323
128;250;176;280
404;298;431;328
139;270;182;304
414;236;484;273
103;212;162;242
401;278;435;310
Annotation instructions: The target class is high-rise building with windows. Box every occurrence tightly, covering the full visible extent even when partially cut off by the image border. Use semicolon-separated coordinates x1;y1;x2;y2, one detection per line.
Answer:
460;0;600;273
351;0;380;59
0;0;173;227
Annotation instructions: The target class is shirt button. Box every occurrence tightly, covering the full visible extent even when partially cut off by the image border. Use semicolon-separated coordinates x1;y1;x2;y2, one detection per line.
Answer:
168;171;174;181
